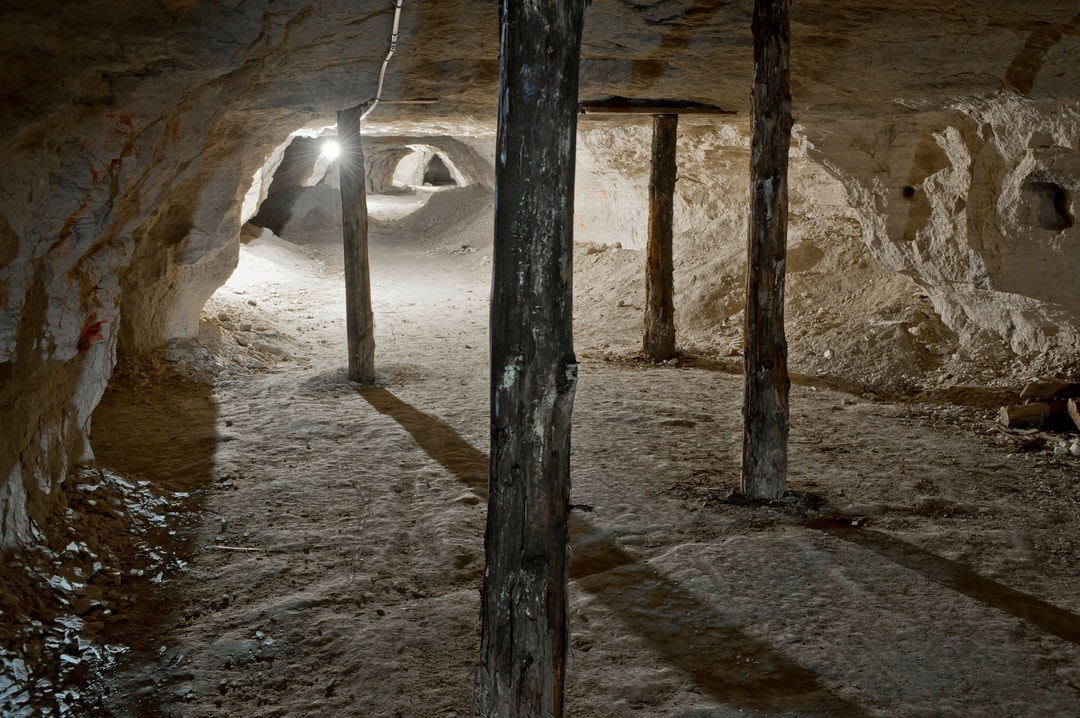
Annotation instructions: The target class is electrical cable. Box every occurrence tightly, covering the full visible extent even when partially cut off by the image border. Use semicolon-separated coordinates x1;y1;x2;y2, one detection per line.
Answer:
361;0;406;122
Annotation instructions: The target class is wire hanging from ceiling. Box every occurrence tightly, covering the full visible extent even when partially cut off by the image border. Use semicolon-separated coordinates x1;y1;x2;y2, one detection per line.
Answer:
361;0;406;122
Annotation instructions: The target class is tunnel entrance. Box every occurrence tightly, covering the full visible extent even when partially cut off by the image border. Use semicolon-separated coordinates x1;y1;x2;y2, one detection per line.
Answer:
423;154;456;186
243;132;487;242
218;128;497;372
246;130;341;241
390;144;466;192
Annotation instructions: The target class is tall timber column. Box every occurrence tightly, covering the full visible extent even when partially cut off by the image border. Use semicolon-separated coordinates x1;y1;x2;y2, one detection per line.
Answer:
337;103;376;384
474;0;588;716
643;113;679;360
742;0;793;500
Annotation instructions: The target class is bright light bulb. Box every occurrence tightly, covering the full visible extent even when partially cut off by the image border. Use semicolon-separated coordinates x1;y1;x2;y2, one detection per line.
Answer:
321;140;341;161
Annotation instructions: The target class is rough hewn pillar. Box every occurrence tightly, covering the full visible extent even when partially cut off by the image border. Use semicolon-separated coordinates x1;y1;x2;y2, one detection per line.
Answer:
337;104;376;384
474;0;588;715
643;113;678;360
742;0;792;500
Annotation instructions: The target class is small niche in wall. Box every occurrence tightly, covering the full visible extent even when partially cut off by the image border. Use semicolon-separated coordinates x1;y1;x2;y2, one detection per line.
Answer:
1023;180;1074;231
391;145;466;190
901;185;916;199
423;154;457;187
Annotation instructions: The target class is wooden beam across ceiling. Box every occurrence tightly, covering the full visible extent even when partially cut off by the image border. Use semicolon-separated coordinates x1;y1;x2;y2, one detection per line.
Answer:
579;96;735;117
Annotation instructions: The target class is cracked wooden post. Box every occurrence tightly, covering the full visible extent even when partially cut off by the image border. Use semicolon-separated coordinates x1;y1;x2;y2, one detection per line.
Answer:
742;0;792;500
474;0;588;715
337;104;376;384
643;113;678;360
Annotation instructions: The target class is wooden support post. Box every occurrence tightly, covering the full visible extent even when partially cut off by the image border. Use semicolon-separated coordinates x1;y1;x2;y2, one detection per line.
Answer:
474;1;587;716
643;113;678;360
337;104;376;384
742;0;793;500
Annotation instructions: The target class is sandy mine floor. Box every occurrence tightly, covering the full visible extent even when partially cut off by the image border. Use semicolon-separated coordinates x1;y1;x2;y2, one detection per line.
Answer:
3;192;1080;717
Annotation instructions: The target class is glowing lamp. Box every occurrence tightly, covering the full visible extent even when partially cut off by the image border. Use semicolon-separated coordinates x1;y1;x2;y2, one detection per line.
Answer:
321;140;341;161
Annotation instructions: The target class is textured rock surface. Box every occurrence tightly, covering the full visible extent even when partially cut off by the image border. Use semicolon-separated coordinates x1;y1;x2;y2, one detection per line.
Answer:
808;94;1080;357
2;0;1080;548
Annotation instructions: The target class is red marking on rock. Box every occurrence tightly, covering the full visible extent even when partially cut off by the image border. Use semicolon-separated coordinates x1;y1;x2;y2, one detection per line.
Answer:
77;317;108;352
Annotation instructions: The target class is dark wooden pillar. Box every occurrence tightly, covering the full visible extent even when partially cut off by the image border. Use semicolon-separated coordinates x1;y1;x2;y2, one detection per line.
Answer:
337;104;376;384
643;113;678;360
742;0;792;500
474;0;587;716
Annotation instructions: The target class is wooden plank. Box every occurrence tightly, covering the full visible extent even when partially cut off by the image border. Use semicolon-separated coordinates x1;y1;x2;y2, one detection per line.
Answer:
474;1;587;716
579;96;735;116
998;400;1070;428
643;114;678;360
742;0;793;500
998;403;1053;428
337;104;376;384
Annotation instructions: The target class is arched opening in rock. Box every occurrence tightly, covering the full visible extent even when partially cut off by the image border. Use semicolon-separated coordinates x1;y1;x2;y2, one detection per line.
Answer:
422;154;456;186
245;128;341;241
391;144;467;191
205;126;497;381
1023;180;1075;231
242;132;491;240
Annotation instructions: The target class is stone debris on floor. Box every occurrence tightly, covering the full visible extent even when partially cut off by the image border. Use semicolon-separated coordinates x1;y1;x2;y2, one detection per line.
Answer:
0;468;188;716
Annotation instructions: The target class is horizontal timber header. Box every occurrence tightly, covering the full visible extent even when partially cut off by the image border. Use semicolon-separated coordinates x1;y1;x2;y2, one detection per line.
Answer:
579;96;736;117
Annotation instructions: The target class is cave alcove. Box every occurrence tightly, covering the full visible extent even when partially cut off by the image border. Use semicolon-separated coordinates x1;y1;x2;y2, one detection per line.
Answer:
1022;179;1075;232
422;153;456;187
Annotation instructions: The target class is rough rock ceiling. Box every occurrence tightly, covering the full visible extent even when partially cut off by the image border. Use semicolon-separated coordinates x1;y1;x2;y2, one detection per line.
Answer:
3;0;1079;139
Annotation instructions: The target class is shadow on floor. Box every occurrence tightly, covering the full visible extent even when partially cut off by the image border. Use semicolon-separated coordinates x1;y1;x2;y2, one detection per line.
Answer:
360;386;868;716
88;367;220;714
360;386;488;492
807;517;1080;646
672;354;1021;408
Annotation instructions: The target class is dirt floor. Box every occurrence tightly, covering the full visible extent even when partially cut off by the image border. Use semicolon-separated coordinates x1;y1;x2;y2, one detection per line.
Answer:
4;188;1080;717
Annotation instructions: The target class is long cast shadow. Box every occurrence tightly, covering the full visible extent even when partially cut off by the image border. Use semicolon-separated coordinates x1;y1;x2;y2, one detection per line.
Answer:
807;517;1080;646
360;386;489;492
677;354;1021;408
89;368;220;715
360;386;868;716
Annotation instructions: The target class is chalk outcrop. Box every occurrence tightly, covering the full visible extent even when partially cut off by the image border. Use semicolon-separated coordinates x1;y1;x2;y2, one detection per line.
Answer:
808;94;1080;359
